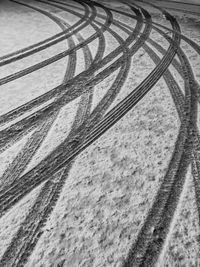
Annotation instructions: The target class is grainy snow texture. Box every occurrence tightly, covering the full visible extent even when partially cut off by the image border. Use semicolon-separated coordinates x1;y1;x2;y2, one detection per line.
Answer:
0;0;200;266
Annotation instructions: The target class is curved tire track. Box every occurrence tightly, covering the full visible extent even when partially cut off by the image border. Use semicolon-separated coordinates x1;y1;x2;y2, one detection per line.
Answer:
0;1;200;266
0;6;179;219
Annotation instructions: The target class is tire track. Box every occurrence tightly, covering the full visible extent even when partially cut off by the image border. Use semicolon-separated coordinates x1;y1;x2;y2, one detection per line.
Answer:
0;0;112;126
0;0;89;67
35;0;106;64
94;9;184;81
0;0;143;130
0;0;112;152
1;0;107;182
0;0;133;225
0;6;100;265
0;1;143;261
1;0;121;86
138;50;198;267
0;0;106;127
0;12;77;190
1;1;199;266
152;7;200;260
0;1;145;216
0;113;59;189
122;5;198;266
115;15;185;119
0;3;144;152
107;4;200;55
154;26;200;231
152;28;200;239
47;0;143;126
0;0;98;86
139;0;200;236
0;5;180;219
